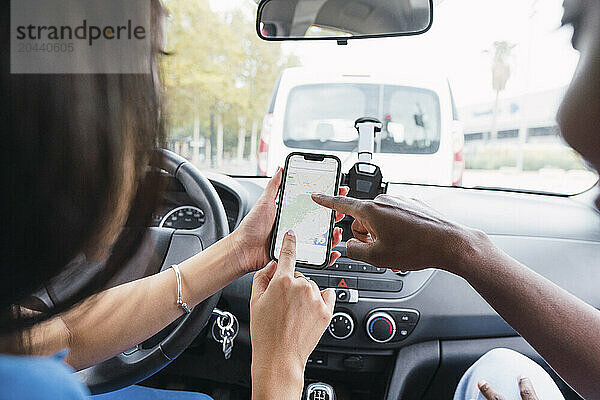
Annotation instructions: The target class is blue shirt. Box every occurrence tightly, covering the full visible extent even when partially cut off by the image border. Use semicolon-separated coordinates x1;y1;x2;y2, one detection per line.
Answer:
0;351;213;400
0;350;89;400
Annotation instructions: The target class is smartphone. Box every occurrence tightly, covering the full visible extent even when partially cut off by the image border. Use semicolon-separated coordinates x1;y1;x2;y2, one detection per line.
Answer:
271;152;342;269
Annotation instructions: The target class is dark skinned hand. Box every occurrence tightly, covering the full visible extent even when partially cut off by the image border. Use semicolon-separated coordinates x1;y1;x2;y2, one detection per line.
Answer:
478;376;540;400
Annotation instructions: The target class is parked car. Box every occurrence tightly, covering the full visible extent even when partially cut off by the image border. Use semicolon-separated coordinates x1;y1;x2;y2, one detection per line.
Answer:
257;67;465;185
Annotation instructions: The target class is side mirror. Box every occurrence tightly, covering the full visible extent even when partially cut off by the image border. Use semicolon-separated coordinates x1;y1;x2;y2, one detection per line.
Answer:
256;0;433;42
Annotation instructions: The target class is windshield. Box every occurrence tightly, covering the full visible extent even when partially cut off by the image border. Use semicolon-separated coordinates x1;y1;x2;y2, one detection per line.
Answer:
163;0;599;195
283;84;441;154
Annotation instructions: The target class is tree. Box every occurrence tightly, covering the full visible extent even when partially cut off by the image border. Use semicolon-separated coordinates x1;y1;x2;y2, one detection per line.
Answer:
227;8;298;161
488;41;516;142
162;0;241;166
161;0;297;167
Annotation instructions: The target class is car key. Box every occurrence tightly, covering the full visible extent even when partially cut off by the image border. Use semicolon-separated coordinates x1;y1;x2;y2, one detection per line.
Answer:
218;314;234;360
211;309;239;360
222;335;233;360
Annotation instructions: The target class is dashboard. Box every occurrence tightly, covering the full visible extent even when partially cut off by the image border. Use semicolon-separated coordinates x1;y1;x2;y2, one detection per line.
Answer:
150;172;249;234
153;173;600;399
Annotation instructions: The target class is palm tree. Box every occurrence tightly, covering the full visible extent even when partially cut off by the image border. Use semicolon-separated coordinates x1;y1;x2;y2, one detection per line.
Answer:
489;41;516;142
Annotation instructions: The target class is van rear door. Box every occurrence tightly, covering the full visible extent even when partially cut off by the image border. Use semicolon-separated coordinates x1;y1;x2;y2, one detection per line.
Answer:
274;82;453;185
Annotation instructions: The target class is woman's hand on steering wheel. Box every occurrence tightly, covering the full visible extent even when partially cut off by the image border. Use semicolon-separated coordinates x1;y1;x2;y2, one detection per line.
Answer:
231;167;348;276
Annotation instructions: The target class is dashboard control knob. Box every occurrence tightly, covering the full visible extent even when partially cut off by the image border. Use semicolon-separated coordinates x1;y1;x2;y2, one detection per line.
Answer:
328;312;354;340
366;312;396;343
336;290;348;301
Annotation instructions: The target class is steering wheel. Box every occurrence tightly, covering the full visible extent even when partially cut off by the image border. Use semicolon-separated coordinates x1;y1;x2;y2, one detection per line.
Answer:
66;149;229;394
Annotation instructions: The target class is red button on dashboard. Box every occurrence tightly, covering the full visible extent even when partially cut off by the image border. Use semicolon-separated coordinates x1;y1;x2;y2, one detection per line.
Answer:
328;276;357;289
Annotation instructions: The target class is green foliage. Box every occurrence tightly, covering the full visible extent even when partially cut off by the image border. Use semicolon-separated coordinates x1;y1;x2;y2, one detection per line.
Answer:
161;0;297;147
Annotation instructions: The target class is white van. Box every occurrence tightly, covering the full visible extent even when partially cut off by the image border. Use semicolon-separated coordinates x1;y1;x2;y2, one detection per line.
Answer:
257;67;465;186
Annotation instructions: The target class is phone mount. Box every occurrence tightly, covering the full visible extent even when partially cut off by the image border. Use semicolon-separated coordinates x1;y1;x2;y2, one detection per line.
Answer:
355;117;381;163
342;117;388;199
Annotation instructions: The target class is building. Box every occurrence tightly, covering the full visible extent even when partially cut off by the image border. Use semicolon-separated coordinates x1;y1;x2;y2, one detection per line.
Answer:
459;86;566;146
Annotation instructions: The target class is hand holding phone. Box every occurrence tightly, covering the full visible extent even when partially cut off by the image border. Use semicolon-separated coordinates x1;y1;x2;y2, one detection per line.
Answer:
270;153;342;269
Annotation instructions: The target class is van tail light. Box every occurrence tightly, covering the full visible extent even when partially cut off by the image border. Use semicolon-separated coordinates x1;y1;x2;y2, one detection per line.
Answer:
257;113;273;176
451;121;465;186
257;139;269;176
453;148;465;186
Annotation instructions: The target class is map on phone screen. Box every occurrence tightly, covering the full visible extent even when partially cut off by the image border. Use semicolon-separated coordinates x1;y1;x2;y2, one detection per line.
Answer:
274;155;338;265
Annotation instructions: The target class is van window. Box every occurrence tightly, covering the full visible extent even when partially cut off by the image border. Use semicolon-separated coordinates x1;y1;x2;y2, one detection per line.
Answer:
381;85;441;154
283;83;441;154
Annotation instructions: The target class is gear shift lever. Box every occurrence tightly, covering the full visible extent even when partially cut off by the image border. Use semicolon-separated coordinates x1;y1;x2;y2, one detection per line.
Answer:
304;382;336;400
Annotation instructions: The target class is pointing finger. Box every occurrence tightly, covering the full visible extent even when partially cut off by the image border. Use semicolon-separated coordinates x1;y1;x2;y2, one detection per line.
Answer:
335;187;350;222
275;230;296;278
312;194;366;218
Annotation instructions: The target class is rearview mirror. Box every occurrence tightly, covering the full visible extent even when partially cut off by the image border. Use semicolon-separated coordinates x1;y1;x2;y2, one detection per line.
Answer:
257;0;433;42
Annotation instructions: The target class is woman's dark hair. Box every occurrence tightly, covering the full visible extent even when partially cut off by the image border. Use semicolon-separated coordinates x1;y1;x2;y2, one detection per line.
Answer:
0;1;167;338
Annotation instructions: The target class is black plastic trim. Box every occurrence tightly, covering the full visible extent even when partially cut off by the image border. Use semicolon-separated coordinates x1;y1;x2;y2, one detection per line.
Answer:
256;0;434;42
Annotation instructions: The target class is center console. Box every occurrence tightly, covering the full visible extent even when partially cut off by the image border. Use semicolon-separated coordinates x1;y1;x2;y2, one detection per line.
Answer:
299;245;436;398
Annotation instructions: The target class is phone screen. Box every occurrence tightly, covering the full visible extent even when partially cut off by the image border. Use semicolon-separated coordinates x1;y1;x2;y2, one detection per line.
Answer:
273;154;340;267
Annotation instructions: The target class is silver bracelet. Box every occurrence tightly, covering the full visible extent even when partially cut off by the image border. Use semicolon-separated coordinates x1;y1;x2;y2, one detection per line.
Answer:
171;265;191;314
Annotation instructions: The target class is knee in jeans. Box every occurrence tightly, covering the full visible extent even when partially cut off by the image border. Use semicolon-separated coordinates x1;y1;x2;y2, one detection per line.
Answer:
481;348;523;361
476;348;538;369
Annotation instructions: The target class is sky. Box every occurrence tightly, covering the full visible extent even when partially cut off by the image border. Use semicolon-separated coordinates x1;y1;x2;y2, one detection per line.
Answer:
209;0;580;108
